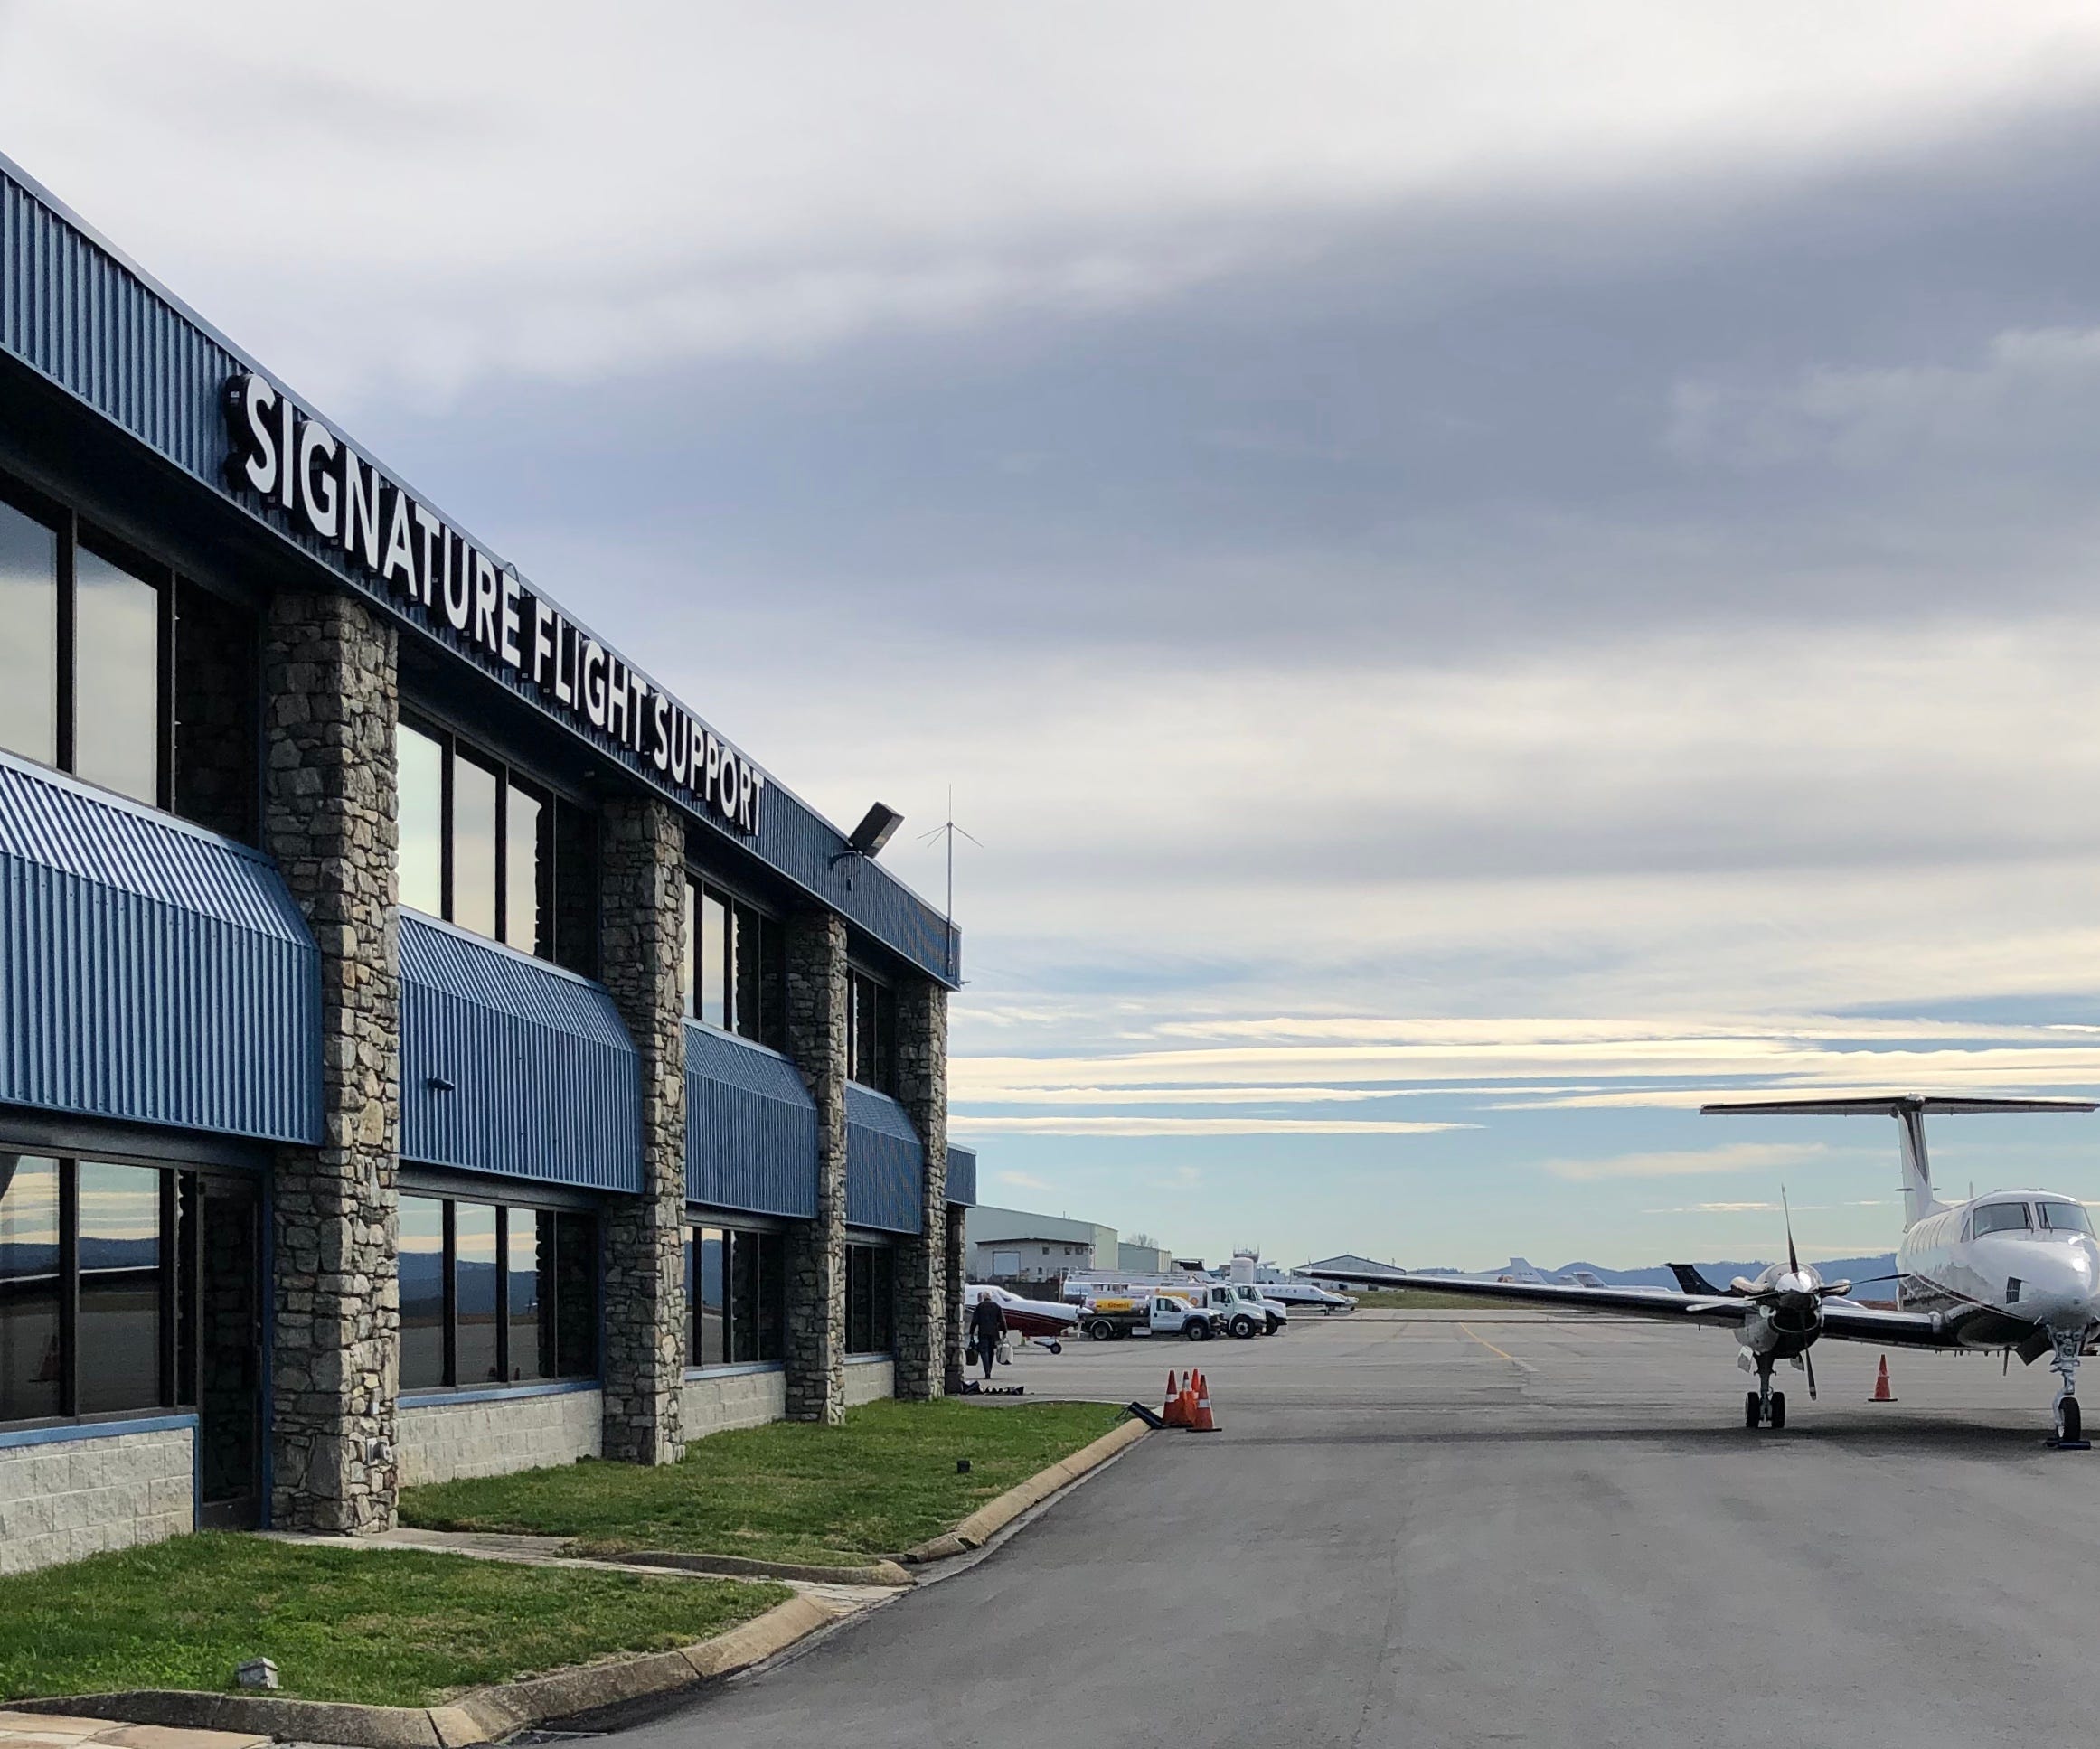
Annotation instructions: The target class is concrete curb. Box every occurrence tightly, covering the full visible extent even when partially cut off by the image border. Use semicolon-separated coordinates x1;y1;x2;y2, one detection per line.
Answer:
900;1415;1150;1564
571;1547;914;1587
24;1594;842;1749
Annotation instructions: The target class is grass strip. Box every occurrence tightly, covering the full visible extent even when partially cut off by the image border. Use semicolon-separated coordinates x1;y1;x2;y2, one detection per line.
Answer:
403;1397;1130;1566
0;1534;787;1709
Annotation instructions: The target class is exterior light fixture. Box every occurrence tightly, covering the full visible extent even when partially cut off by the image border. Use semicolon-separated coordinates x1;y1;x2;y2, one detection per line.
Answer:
848;803;903;858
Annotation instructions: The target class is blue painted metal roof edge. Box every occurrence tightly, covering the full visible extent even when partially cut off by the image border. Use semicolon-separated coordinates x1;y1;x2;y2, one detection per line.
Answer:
0;148;960;988
0;748;286;875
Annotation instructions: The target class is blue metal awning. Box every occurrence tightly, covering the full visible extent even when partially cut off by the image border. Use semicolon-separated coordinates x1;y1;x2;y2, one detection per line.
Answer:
846;1085;925;1236
0;752;320;1142
685;1023;819;1219
399;913;639;1193
946;1144;977;1208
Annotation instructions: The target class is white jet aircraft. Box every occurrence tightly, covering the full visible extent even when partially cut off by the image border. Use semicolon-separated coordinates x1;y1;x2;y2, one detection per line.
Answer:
1305;1095;2100;1443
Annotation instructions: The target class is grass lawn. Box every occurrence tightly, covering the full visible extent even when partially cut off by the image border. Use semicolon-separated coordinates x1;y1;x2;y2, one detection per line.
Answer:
0;1534;787;1709
402;1397;1131;1566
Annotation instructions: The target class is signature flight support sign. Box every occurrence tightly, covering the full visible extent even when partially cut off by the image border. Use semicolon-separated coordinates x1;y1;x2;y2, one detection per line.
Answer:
221;371;765;835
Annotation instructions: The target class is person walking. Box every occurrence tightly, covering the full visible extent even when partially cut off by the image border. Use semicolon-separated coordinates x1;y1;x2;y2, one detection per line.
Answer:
968;1293;1007;1382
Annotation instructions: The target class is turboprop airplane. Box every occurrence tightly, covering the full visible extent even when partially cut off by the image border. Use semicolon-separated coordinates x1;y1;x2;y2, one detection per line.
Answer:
1304;1096;2100;1443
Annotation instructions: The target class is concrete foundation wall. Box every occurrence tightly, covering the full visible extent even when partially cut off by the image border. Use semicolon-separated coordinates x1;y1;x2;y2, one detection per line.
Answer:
0;1424;194;1575
398;1389;603;1487
844;1358;895;1406
681;1368;788;1441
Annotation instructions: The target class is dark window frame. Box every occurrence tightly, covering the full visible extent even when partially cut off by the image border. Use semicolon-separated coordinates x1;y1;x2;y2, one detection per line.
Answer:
0;477;174;813
844;1241;895;1356
397;713;556;959
685;1222;787;1369
0;1151;192;1432
846;967;899;1095
683;876;787;1051
397;1190;600;1393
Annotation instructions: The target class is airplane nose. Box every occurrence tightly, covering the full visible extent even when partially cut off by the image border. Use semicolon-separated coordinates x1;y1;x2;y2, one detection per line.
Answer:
2025;1243;2100;1330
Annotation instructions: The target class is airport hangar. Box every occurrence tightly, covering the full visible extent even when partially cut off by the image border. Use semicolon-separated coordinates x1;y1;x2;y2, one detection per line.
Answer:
0;153;980;1573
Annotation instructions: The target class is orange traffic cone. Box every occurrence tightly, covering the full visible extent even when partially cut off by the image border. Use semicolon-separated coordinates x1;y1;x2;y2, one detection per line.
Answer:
1189;1369;1218;1433
1869;1355;1896;1403
1163;1370;1191;1427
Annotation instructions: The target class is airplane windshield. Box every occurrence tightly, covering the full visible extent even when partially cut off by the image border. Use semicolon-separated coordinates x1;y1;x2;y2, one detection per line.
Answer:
1973;1202;2032;1237
2039;1202;2095;1235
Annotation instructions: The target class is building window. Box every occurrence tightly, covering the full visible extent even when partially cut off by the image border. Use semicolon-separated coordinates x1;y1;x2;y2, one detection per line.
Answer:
0;494;169;809
0;1154;185;1425
683;879;786;1049
396;719;556;958
398;1193;598;1390
685;1225;786;1367
845;1243;894;1356
848;970;897;1094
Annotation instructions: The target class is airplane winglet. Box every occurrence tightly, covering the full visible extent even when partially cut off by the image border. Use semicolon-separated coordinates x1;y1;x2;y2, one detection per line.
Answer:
1669;1262;1725;1295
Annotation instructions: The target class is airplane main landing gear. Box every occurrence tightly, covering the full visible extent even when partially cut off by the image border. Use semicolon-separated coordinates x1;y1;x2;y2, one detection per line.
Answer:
2048;1331;2090;1450
1743;1360;1785;1430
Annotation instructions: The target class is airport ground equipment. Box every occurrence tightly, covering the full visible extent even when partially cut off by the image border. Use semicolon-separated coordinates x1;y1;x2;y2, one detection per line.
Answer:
1304;1095;2100;1443
1084;1293;1220;1341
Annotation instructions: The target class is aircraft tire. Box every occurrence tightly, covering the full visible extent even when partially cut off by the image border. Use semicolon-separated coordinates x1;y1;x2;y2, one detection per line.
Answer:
2063;1398;2082;1443
1770;1392;1785;1430
1048;1340;1062;1355
1744;1392;1760;1429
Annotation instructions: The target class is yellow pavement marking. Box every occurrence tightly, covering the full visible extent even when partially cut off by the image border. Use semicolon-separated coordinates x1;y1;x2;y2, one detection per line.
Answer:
1458;1322;1534;1372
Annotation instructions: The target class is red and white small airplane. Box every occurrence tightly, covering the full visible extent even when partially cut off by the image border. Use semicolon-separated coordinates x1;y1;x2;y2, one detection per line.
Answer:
1308;1095;2100;1443
964;1284;1082;1350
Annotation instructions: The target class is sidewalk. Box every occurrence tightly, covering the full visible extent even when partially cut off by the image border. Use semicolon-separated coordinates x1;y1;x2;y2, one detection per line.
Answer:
0;1710;265;1749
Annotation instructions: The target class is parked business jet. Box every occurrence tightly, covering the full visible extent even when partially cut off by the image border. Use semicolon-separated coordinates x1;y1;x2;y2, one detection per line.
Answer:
1305;1096;2100;1441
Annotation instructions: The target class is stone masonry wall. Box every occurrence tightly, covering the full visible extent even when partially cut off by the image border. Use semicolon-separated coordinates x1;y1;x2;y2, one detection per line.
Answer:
262;589;400;1534
398;1389;603;1487
891;979;949;1399
597;797;688;1464
783;911;848;1424
944;1202;968;1396
682;1368;788;1441
0;1425;194;1575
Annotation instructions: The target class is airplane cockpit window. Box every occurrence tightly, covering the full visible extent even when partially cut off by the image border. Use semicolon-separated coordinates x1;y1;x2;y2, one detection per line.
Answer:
1973;1202;2034;1237
2037;1202;2095;1235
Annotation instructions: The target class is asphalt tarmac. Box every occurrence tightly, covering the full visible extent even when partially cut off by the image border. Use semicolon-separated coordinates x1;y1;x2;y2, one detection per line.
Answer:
613;1313;2100;1749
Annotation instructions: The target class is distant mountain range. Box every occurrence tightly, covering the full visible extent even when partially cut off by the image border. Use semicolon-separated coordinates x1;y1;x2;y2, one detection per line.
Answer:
1418;1255;1899;1292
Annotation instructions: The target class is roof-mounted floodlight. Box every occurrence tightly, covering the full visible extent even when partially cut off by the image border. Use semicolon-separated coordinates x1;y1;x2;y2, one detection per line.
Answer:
847;803;903;859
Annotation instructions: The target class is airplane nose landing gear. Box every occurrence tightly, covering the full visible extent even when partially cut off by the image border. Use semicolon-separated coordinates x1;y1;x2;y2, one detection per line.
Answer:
1743;1359;1785;1430
2048;1331;2090;1450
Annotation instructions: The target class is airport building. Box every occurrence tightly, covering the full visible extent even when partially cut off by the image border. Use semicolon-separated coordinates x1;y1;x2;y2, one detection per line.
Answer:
0;155;976;1571
965;1205;1125;1282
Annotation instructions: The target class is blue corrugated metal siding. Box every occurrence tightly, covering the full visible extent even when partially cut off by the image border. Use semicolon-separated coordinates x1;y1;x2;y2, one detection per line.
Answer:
946;1145;977;1208
846;1085;924;1236
399;914;640;1193
683;1025;819;1218
0;155;959;989
0;752;319;1141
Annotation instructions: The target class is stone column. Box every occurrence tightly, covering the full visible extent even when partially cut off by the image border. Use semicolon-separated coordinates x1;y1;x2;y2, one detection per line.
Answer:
891;979;949;1400
261;589;400;1534
783;911;847;1424
597;796;688;1465
943;1201;968;1396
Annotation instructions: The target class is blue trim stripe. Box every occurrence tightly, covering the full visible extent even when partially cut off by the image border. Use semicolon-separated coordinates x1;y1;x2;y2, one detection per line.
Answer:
0;1412;198;1450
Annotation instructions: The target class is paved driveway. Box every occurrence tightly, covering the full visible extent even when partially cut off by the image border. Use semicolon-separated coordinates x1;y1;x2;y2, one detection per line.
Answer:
613;1314;2100;1749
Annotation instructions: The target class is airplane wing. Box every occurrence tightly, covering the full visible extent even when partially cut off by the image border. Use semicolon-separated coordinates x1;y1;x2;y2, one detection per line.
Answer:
1298;1265;1754;1328
1818;1302;1964;1350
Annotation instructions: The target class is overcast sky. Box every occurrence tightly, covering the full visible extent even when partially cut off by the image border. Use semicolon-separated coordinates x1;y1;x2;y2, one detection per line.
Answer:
12;2;2100;1266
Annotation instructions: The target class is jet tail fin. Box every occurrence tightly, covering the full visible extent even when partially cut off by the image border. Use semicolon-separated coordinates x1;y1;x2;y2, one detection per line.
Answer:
1670;1263;1725;1295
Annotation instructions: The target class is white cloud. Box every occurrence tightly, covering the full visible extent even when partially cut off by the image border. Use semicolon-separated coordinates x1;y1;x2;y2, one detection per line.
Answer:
995;1170;1054;1192
8;5;2100;402
1544;1142;1828;1182
951;1115;1473;1137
